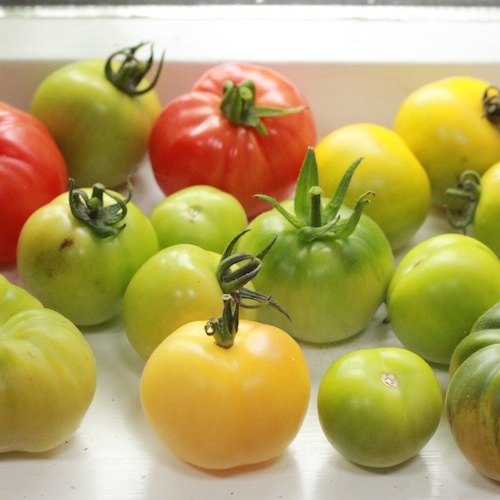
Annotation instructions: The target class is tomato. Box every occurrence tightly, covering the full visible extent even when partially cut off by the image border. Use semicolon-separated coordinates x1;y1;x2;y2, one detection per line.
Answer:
0;271;43;323
393;76;500;209
16;181;159;326
386;233;500;365
315;123;431;250
0;102;68;263
446;163;500;259
141;319;310;470
149;62;317;219
446;340;500;481
123;242;258;359
150;185;248;253
449;300;500;377
0;275;96;452
470;298;500;333
236;148;394;343
317;347;442;468
140;240;310;470
31;42;162;188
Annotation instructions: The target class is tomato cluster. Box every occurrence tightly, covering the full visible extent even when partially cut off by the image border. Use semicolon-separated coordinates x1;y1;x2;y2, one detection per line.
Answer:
2;50;500;482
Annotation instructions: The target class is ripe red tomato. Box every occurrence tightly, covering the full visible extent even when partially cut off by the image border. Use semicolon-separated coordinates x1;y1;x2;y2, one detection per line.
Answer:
148;62;317;219
0;102;68;262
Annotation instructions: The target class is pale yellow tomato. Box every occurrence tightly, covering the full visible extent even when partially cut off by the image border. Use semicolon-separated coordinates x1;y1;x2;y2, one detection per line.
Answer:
315;123;430;250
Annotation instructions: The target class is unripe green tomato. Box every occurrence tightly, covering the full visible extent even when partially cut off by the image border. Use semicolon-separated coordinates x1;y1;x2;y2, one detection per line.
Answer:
317;347;442;468
123;244;257;359
446;343;500;481
0;276;96;453
470;161;500;258
150;185;248;253
387;233;500;365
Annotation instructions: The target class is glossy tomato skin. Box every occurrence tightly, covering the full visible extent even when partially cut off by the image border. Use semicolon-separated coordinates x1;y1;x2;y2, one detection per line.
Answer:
317;347;442;468
387;233;500;365
394;76;500;209
470;161;500;258
449;328;500;378
0;102;68;263
315;123;431;251
236;201;394;343
140;319;311;470
16;188;159;326
150;185;248;253
149;62;317;219
0;273;43;323
446;343;500;481
123;243;257;359
31;59;162;188
0;276;96;453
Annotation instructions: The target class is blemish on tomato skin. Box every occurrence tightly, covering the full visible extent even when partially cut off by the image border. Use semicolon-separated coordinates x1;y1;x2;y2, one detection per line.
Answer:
59;237;74;251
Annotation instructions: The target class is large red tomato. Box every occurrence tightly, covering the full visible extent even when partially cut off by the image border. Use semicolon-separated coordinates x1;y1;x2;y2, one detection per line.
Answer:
148;63;317;219
0;102;68;262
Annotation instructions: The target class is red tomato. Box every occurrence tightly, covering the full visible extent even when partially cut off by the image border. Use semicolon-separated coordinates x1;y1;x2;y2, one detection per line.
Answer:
149;63;317;219
0;102;68;262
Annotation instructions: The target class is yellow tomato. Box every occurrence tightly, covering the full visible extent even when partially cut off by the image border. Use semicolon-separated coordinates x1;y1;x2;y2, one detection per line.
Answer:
315;123;430;250
140;319;310;470
393;76;500;209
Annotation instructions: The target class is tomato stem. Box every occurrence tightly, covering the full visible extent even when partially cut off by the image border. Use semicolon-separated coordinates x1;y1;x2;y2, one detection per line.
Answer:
220;80;305;136
104;41;164;96
254;148;370;242
445;170;482;233
483;85;500;125
205;230;289;348
68;178;132;238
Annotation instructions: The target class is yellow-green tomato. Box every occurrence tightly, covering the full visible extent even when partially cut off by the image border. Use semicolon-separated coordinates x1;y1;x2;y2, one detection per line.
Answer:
393;76;500;209
469;162;500;258
31;45;162;188
315;123;431;250
387;233;500;365
0;278;96;453
17;185;159;326
317;347;442;469
0;274;43;323
123;244;257;359
141;319;310;470
150;185;248;253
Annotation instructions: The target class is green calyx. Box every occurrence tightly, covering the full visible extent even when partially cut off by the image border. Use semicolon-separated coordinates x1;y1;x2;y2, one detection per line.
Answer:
220;79;305;136
445;170;482;233
205;230;289;348
104;41;164;96
483;85;500;125
68;178;132;238
255;147;372;243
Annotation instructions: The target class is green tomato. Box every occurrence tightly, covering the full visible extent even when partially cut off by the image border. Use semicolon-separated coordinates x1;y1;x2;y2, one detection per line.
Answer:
387;233;500;365
150;185;248;253
317;347;442;468
0;273;43;323
449;328;500;378
31;43;162;188
470;299;500;333
447;163;500;259
123;243;257;359
0;276;96;453
446;342;500;481
17;182;159;326
236;149;394;344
